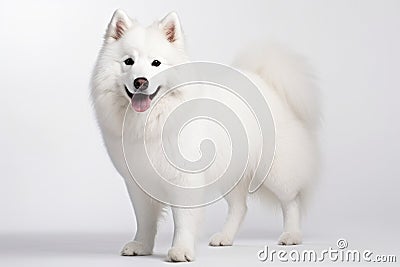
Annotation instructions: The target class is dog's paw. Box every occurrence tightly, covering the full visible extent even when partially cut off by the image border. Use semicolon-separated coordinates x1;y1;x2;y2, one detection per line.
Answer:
278;232;302;245
209;232;233;246
120;241;152;256
167;246;195;262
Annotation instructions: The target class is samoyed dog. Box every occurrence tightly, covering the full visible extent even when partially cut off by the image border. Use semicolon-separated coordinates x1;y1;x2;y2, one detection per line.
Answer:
91;9;319;262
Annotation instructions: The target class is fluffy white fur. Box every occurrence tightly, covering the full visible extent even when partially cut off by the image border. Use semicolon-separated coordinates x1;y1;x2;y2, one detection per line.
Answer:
91;9;319;262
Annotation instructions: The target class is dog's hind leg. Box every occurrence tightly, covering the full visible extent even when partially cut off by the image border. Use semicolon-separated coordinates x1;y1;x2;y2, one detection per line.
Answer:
278;195;302;245
209;185;248;246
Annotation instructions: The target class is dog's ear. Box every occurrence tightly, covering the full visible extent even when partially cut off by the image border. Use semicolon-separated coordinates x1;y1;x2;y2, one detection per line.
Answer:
105;9;132;42
159;12;184;46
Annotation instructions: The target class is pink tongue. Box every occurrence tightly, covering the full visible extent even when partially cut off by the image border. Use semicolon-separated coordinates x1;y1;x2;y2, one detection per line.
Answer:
132;94;151;112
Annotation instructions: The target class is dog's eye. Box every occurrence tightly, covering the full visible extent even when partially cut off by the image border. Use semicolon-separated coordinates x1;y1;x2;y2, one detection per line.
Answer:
151;60;161;67
124;58;134;65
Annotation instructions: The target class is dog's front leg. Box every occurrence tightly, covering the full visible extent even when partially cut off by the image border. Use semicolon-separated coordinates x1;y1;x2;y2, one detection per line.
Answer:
167;207;201;262
121;180;162;256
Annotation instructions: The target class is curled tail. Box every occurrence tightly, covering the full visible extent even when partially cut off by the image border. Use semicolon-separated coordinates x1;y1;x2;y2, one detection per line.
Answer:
233;43;320;128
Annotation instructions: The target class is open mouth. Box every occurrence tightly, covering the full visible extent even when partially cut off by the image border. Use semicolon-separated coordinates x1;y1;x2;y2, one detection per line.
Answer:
124;85;160;112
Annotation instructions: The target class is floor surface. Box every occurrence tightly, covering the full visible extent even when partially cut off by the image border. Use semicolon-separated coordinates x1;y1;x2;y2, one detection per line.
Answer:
0;232;397;266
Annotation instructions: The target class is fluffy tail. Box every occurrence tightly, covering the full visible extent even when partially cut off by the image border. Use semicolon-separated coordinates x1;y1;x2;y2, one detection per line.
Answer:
233;43;320;127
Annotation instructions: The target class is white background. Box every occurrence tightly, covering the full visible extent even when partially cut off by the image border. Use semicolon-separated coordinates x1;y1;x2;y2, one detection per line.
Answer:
1;0;399;266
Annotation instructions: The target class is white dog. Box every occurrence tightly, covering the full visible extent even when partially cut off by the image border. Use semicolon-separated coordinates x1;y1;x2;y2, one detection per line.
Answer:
91;9;319;262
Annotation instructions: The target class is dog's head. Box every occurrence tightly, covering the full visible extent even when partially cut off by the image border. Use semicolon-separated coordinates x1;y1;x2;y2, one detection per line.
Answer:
93;9;188;113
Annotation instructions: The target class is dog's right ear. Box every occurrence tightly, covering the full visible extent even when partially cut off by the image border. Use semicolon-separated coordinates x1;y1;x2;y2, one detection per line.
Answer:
104;9;132;42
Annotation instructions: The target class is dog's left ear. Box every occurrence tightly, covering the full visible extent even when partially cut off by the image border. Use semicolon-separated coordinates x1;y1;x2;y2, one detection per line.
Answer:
159;12;184;46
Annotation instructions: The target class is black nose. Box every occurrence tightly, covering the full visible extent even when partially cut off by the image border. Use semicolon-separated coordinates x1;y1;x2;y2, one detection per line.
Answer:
133;77;149;90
